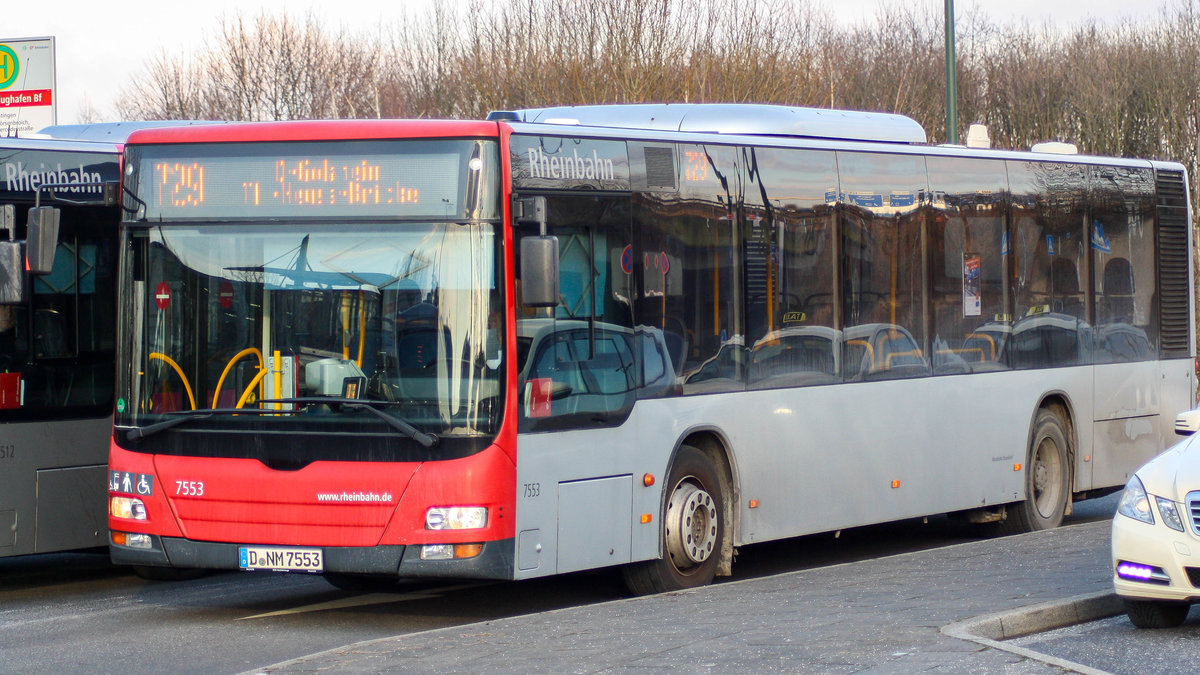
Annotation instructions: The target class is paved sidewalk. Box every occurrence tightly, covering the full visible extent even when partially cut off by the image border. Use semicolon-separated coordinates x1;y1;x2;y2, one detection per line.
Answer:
253;521;1119;674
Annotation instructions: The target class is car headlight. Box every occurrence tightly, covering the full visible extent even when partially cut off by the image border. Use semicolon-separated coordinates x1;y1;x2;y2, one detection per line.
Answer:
1117;476;1154;525
1157;496;1186;532
425;507;488;530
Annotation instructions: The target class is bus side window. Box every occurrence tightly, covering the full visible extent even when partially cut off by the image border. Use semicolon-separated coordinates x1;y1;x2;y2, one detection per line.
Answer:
837;152;927;381
515;194;636;430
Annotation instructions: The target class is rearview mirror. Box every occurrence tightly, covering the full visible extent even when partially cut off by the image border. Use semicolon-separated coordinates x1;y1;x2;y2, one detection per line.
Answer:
26;206;60;275
520;236;559;308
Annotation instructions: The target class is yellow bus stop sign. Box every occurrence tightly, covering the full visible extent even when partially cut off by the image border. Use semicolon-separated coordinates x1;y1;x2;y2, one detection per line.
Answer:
0;45;18;89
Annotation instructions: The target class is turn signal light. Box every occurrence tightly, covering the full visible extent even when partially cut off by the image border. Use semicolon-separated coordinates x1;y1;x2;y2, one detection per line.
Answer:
420;543;484;560
454;543;483;559
111;531;152;549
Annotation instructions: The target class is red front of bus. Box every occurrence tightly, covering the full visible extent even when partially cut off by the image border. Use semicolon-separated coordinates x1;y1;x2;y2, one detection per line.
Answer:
107;121;520;579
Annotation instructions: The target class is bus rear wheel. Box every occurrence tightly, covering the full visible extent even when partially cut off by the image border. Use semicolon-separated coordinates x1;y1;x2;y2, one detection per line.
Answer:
997;408;1071;534
621;445;724;595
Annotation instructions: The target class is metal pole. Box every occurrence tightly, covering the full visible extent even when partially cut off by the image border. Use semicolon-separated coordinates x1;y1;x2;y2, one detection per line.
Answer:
944;0;958;144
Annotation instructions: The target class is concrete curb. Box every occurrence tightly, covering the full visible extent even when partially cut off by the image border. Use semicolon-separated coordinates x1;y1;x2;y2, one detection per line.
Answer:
941;591;1124;675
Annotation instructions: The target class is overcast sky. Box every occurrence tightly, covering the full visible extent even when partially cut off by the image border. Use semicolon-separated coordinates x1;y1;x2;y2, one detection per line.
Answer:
3;0;1184;126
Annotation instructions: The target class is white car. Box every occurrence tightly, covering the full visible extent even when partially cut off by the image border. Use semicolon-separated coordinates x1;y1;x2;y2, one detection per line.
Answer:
1112;408;1200;628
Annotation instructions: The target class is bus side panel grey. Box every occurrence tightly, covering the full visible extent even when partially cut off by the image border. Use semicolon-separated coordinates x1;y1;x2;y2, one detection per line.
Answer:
35;466;108;552
557;476;632;574
0;510;14;548
518;529;541;571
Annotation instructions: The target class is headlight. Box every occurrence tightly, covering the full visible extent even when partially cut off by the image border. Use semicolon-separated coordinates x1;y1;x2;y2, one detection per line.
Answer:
1117;476;1154;525
425;506;488;530
110;496;147;521
1157;496;1186;532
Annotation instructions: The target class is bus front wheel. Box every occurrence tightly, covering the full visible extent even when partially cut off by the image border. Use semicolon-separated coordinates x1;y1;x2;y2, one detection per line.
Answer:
998;408;1071;534
621;445;724;595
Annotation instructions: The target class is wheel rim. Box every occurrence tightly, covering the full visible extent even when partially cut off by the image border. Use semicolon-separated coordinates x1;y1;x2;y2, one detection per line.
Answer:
1032;435;1064;519
664;480;719;568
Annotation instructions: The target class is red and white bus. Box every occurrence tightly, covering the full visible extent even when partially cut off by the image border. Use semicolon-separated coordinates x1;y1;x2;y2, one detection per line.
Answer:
108;105;1194;592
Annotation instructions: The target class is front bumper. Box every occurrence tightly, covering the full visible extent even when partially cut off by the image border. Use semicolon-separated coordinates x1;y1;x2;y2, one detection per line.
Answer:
1112;513;1200;603
111;534;515;581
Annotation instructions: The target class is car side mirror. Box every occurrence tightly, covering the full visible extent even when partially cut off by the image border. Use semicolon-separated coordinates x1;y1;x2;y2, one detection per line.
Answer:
1175;409;1200;436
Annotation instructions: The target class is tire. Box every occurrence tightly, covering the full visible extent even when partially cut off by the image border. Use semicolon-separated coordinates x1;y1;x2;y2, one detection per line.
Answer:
1124;599;1190;629
622;445;725;595
995;408;1071;535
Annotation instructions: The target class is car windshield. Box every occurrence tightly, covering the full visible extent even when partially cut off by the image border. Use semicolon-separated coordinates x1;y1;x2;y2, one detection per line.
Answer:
114;222;504;446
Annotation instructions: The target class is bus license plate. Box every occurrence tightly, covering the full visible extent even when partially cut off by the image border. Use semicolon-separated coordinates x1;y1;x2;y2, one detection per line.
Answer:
239;546;323;572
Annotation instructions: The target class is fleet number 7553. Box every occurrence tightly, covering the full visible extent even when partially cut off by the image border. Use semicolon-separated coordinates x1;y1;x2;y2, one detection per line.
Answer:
175;480;205;496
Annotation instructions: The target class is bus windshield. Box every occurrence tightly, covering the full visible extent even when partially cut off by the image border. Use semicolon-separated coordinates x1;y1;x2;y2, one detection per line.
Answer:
115;220;503;459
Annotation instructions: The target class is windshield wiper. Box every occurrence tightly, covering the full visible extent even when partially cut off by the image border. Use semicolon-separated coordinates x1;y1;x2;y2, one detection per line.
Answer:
122;406;307;441
259;398;440;448
123;409;216;442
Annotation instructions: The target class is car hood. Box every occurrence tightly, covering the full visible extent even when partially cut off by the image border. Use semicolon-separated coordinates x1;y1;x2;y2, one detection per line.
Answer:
1137;436;1200;503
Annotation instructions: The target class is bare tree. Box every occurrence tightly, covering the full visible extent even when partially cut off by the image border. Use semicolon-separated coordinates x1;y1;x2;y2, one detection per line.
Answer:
75;95;104;125
114;0;1200;175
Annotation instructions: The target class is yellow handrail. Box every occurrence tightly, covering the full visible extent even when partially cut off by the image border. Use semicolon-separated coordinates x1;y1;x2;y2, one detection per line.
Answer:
846;339;874;367
272;350;283;411
149;352;197;411
964;332;998;360
936;347;986;363
884;349;924;369
235;368;268;409
357;293;367;367
211;348;264;409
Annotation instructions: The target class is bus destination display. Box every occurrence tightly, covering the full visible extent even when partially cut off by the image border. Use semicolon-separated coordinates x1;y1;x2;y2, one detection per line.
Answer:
135;145;465;220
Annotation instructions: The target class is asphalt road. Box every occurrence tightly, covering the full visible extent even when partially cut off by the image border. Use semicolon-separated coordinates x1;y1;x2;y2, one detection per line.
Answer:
0;493;1121;674
1010;612;1200;675
1005;492;1200;675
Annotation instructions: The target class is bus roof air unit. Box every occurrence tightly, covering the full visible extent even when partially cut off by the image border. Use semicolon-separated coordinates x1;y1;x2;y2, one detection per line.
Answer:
1030;141;1079;155
488;103;928;144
